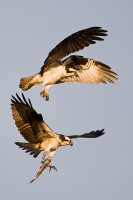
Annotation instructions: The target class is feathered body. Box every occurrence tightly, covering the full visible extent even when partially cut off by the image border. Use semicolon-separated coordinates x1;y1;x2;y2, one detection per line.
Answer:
19;27;118;100
11;93;105;182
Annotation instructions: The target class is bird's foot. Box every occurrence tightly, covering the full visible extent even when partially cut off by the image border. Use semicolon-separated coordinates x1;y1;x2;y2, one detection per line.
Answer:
40;91;49;101
48;164;57;172
40;160;57;173
67;68;80;77
73;70;80;77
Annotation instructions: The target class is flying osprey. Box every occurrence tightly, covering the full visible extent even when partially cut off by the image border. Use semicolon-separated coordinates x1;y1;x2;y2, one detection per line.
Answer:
11;93;105;183
19;26;117;100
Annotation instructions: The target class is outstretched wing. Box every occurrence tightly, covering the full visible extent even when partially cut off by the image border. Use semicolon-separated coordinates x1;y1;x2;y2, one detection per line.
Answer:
41;27;107;72
68;129;105;139
57;55;117;84
11;93;55;143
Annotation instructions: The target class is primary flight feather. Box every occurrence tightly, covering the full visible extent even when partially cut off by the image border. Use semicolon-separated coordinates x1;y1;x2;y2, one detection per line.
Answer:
19;26;117;100
11;93;105;183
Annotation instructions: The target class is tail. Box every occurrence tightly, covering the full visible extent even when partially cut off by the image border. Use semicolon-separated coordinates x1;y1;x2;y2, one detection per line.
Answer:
15;142;41;158
19;74;42;91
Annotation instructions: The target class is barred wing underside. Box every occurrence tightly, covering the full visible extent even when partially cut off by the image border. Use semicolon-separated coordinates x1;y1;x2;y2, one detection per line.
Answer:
11;93;55;143
57;57;117;84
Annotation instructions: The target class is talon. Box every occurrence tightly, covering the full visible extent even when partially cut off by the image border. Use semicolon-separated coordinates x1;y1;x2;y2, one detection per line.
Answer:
40;91;49;101
74;71;80;77
48;165;57;172
40;91;44;97
67;67;80;77
45;95;49;101
41;160;44;164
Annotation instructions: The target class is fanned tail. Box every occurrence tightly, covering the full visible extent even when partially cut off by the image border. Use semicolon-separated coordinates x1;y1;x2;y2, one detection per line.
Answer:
15;142;41;158
19;74;42;91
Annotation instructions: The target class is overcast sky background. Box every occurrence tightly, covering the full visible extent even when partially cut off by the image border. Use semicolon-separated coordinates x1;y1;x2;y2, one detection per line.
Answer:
0;1;133;199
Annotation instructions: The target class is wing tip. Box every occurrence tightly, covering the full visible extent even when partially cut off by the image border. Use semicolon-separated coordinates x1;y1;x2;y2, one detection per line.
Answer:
11;93;33;108
99;129;105;136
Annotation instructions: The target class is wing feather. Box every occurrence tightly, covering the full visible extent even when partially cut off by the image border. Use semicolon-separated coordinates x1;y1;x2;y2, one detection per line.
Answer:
68;129;105;139
11;93;55;143
56;56;118;84
41;27;107;72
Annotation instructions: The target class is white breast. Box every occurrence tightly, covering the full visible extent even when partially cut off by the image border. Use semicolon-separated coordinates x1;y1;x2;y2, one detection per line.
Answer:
42;65;65;85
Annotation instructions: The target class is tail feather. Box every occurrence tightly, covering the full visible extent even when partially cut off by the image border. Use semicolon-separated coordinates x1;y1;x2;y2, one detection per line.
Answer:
19;74;41;91
15;142;41;158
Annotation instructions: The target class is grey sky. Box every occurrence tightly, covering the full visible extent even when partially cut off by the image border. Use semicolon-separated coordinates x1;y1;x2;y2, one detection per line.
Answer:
0;0;133;199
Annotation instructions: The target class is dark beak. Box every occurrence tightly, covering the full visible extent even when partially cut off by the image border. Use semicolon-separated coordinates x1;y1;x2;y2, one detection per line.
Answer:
70;141;73;146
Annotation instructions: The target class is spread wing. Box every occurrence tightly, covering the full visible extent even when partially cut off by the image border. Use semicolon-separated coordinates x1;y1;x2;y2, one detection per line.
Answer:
56;55;118;84
11;93;56;143
68;129;105;139
41;27;107;72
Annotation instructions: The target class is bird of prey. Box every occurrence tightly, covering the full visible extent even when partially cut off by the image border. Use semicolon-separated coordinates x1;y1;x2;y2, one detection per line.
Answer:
11;93;105;183
19;26;117;100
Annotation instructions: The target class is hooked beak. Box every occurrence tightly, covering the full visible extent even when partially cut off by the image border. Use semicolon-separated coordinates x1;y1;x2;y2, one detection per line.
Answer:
70;140;73;146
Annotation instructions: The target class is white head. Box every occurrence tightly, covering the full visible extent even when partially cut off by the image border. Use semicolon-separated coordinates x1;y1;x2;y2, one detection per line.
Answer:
59;135;73;146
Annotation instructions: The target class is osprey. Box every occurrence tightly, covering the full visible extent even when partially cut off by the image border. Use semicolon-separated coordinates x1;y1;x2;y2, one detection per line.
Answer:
19;26;117;100
11;93;105;183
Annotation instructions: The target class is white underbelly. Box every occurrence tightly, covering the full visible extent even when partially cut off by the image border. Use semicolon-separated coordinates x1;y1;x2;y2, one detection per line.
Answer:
42;66;65;85
40;138;60;151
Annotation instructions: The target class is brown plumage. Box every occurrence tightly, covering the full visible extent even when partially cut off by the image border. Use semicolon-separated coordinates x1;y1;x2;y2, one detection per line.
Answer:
11;93;105;183
19;26;117;100
41;26;107;70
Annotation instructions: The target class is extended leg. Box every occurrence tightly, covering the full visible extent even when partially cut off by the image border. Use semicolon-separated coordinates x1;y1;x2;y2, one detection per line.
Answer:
41;145;52;162
46;151;57;172
40;84;53;101
41;152;47;163
30;150;56;183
